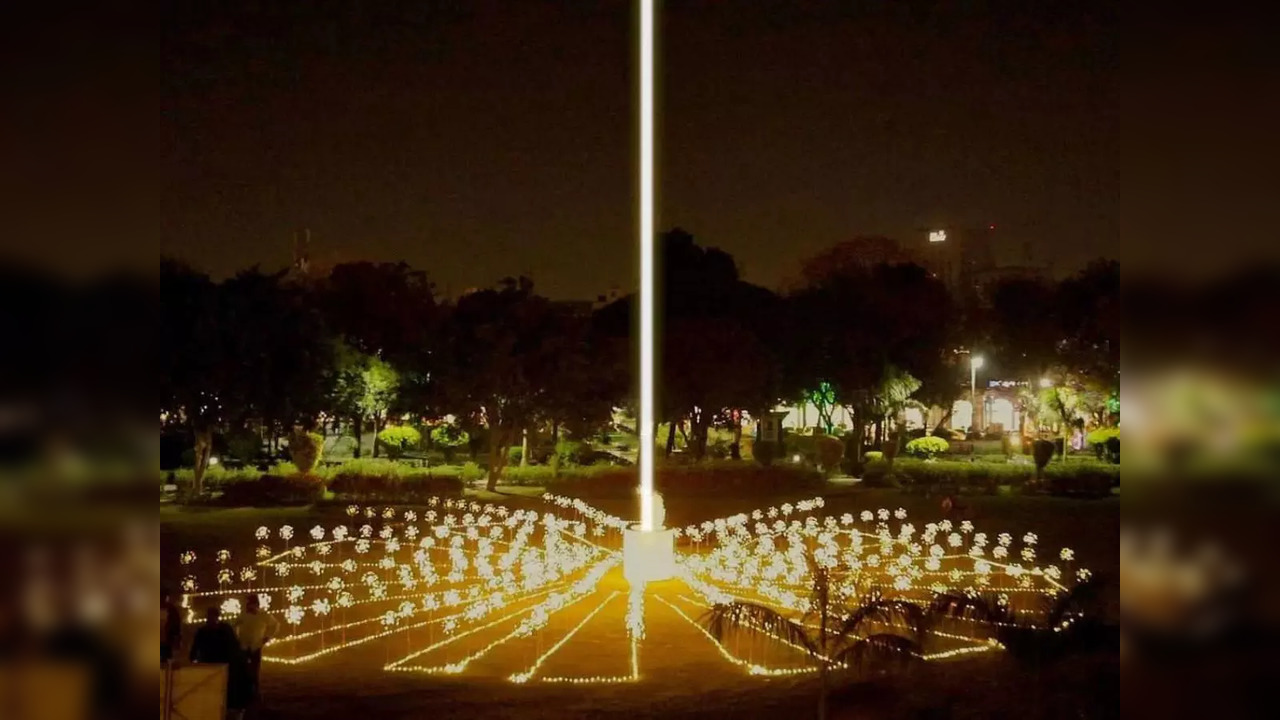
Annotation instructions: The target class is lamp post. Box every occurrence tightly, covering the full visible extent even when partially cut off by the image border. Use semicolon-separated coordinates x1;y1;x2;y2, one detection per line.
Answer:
970;355;984;455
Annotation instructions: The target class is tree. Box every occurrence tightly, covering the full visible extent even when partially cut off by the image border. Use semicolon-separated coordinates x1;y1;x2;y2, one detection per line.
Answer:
442;277;560;491
985;277;1061;383
318;261;440;422
358;357;400;458
662;317;773;459
786;260;954;463
160;260;223;495
593;229;784;460
702;551;923;720
161;261;335;489
793;235;913;290
329;344;400;458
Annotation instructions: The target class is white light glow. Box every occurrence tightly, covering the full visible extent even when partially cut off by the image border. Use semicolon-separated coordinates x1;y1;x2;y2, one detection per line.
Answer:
929;230;947;243
638;0;656;532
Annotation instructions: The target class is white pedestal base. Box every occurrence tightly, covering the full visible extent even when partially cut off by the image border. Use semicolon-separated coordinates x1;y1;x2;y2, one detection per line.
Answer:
623;525;675;585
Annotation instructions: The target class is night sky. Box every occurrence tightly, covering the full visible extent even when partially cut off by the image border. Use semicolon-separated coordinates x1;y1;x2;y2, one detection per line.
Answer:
161;1;1119;299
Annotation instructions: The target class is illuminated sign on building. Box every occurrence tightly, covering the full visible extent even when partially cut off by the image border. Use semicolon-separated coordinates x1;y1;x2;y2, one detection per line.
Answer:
929;230;947;243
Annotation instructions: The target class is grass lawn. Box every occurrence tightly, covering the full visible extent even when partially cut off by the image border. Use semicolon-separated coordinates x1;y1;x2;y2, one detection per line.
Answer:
162;480;1118;719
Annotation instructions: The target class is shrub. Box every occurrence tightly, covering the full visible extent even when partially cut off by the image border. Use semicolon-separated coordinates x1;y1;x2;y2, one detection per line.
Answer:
864;451;884;462
540;463;825;500
429;422;470;463
905;436;949;460
226;429;262;464
328;470;464;502
1105;436;1120;465
377;425;422;459
752;440;777;466
1044;462;1117;498
507;445;524;466
1085;427;1119;446
788;435;817;464
555;440;595;466
860;460;894;487
286;432;323;474
220;474;323;506
814;435;844;475
1087;427;1121;462
1032;440;1056;478
459;461;485;484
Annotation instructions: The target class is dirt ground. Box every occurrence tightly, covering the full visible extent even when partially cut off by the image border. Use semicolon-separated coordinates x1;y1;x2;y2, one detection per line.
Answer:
162;485;1119;719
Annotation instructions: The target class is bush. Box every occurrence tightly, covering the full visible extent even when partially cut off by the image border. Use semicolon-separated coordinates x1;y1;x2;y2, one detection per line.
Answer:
1032;440;1056;477
540;463;825;499
507;445;524;466
1044;462;1117;498
429;422;470;463
328;470;464;502
905;436;949;460
555;440;595;466
226;429;262;464
864;451;884;462
1087;427;1121;462
377;425;422;459
861;459;894;486
814;435;844;475
287;432;324;474
788;435;817;464
460;461;485;484
1084;426;1117;444
1105;436;1120;465
220;474;324;506
752;440;778;466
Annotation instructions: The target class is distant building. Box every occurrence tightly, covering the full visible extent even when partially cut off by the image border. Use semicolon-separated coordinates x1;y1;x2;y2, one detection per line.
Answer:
915;227;1046;309
915;226;997;306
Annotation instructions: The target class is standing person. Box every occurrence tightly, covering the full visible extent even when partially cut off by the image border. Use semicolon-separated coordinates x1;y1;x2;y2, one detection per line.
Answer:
161;587;183;664
189;606;251;719
234;594;278;702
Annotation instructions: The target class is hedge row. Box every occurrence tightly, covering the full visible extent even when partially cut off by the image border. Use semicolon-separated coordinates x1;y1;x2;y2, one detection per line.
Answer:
190;470;466;507
871;458;1119;498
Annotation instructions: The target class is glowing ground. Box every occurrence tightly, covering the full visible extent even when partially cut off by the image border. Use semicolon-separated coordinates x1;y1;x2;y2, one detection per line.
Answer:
174;494;1087;686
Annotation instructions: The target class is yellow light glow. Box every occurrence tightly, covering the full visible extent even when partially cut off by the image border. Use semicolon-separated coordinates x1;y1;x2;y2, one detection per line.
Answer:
178;498;1083;683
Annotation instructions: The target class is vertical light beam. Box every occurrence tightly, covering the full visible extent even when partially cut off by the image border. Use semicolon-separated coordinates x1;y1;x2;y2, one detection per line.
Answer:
638;0;656;532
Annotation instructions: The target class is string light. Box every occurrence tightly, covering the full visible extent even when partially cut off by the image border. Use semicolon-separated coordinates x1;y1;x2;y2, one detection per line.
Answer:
179;496;1085;683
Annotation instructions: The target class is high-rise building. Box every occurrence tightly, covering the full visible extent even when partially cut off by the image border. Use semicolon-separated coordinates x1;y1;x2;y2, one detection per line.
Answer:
917;226;998;304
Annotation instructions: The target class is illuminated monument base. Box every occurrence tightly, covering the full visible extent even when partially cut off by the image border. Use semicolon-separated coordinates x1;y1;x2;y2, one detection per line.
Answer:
623;525;675;585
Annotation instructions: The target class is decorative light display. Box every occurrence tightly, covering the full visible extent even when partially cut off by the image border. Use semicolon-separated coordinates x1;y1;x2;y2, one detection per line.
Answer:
178;495;1086;684
174;1;1086;687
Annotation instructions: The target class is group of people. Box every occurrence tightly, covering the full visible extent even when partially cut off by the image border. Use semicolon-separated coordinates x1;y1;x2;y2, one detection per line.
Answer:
163;588;279;719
